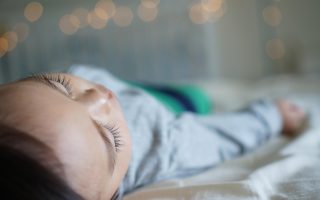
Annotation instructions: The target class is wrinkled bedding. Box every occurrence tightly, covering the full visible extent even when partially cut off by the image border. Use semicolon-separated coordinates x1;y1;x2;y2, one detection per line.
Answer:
124;75;320;200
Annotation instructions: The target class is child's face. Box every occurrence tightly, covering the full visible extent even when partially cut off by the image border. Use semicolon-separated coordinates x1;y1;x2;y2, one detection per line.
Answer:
0;73;132;199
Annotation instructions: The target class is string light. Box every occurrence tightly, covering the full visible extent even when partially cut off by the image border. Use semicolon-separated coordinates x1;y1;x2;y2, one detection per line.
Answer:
59;15;80;35
13;23;29;42
209;5;226;22
266;38;285;59
189;0;226;24
87;10;108;29
113;6;133;27
0;37;9;57
262;6;282;27
69;15;81;28
94;7;109;20
201;0;222;12
189;3;210;24
138;4;158;22
24;2;44;22
95;0;116;18
73;8;89;28
3;32;18;51
206;0;226;22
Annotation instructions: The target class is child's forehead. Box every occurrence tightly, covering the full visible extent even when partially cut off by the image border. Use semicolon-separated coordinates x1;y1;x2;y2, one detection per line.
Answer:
0;80;47;96
0;81;80;130
0;80;67;104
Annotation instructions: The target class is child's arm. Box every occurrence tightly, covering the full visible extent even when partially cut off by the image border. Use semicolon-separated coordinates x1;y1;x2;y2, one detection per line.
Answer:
164;100;283;171
168;99;305;175
121;98;305;194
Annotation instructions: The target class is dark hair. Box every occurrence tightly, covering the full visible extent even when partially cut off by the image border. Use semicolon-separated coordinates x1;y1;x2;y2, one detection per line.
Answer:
0;123;85;200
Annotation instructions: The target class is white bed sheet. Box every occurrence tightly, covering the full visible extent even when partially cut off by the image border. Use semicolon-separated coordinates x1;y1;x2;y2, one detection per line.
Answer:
124;75;320;200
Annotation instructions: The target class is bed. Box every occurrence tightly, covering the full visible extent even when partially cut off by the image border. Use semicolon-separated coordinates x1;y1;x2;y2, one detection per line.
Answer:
124;74;320;200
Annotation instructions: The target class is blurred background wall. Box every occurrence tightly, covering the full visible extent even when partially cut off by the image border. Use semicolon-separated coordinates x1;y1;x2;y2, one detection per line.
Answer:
0;0;319;83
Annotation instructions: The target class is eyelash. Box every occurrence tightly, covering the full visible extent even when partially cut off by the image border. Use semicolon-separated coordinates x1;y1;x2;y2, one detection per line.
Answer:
31;74;73;96
101;123;123;152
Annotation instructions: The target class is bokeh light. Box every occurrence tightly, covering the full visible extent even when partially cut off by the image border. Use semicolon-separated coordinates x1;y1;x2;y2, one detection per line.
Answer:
73;8;89;28
263;6;282;27
3;32;18;51
189;0;226;24
138;4;158;22
87;10;108;29
59;15;80;35
266;38;286;59
189;3;210;24
113;7;134;27
13;23;29;42
201;0;222;12
209;5;226;21
94;7;109;20
24;2;44;22
95;0;116;18
140;0;160;8
0;37;9;57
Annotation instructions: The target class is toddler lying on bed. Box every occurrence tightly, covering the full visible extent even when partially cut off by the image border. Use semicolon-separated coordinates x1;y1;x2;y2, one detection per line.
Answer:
0;66;305;200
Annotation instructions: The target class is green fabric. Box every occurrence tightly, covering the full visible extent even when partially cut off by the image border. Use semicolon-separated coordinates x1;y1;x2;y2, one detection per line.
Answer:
171;85;212;114
142;88;186;114
128;82;213;115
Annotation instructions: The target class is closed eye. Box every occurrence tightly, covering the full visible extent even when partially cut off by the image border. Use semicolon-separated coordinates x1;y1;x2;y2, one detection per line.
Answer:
93;120;117;174
23;73;73;97
94;121;123;153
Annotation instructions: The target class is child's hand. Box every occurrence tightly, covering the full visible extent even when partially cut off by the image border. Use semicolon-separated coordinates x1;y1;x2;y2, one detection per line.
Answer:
276;99;306;137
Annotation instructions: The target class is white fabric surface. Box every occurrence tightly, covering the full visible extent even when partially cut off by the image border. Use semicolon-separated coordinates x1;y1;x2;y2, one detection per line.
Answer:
124;75;320;200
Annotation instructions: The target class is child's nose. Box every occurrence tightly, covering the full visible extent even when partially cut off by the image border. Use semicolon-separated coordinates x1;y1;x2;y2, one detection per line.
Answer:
94;84;114;100
75;86;113;115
